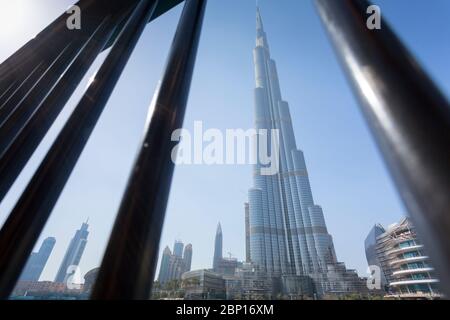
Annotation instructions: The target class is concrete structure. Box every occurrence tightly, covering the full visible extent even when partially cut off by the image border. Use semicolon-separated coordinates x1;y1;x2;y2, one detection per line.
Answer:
324;263;369;297
224;263;275;300
367;218;441;299
55;222;89;283
215;257;242;277
19;237;56;282
182;269;226;300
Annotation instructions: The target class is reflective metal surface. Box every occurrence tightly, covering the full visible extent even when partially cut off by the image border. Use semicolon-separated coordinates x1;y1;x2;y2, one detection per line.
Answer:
92;0;207;300
315;0;450;296
0;0;159;298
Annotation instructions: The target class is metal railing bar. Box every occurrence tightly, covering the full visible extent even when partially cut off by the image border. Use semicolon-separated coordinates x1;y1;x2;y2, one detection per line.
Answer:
0;2;117;127
0;79;19;102
0;62;44;109
315;0;450;296
0;41;87;152
0;45;73;125
0;16;119;203
91;0;207;300
0;0;100;83
0;6;123;156
0;0;159;298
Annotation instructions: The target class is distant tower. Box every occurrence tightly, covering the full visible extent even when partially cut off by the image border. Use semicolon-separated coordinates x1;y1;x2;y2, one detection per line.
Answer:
245;203;251;263
158;246;172;284
365;224;387;286
20;237;56;282
54;222;89;283
183;243;193;272
213;223;223;270
173;240;184;257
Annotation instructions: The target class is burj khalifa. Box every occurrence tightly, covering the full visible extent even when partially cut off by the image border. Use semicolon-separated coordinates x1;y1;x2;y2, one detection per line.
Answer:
247;8;338;287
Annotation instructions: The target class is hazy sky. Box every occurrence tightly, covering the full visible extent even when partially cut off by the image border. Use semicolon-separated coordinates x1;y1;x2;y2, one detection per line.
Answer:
0;0;449;283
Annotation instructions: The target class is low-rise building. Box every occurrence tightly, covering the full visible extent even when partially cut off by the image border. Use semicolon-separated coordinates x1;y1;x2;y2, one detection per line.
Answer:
366;217;441;299
182;269;226;300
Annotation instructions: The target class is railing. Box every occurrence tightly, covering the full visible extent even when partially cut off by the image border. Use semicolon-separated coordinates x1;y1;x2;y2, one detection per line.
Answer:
0;0;448;299
314;0;450;297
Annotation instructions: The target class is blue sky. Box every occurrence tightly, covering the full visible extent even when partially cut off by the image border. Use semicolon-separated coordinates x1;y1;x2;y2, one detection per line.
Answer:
0;0;448;282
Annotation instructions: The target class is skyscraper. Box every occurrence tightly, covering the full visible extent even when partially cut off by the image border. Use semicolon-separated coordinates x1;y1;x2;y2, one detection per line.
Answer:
183;243;193;272
158;246;172;284
19;237;56;282
213;223;223;270
247;8;337;288
54;221;89;283
158;241;193;284
367;218;441;298
245;202;251;263
173;240;184;257
365;224;387;286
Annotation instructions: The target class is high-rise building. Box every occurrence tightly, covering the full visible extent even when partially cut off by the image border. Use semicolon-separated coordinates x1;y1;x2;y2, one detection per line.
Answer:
183;243;193;272
182;269;226;300
173;240;184;257
19;237;56;282
213;223;223;271
158;246;172;284
247;8;337;290
367;218;441;298
244;203;251;263
54;221;89;283
168;255;185;282
365;223;387;286
158;241;193;285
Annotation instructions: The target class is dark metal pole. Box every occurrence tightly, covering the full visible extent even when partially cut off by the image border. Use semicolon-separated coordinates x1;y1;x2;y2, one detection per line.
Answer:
0;9;111;127
0;0;159;299
0;62;44;108
0;41;86;151
0;16;118;203
0;46;72;125
92;0;207;300
0;0;98;89
0;79;19;102
315;0;450;296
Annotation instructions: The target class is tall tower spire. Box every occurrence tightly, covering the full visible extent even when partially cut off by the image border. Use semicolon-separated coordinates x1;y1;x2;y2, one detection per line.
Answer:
256;6;270;51
256;6;264;31
248;7;338;294
213;222;223;270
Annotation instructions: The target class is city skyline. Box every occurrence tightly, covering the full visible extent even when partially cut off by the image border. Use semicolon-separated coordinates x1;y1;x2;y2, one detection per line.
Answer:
158;240;193;284
0;0;448;282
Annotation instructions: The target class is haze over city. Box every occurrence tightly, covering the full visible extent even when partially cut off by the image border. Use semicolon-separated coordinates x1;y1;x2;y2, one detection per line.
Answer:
0;0;448;288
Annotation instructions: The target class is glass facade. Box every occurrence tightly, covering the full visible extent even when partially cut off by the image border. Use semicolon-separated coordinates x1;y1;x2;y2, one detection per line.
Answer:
247;9;337;291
